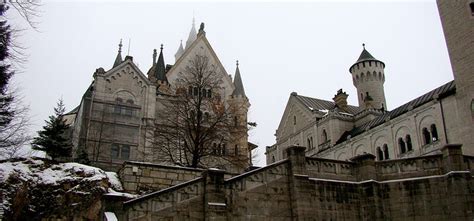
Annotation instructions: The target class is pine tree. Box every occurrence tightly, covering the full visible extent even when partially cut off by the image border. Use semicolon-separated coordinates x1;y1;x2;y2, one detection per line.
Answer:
33;99;72;161
0;4;14;129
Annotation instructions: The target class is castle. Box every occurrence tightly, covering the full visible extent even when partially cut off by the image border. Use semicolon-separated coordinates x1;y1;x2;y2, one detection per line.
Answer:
66;1;473;220
64;20;255;173
266;2;474;165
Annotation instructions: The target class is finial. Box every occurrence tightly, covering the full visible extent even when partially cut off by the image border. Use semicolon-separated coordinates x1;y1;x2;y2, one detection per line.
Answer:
362;43;365;49
236;60;239;67
153;49;157;65
160;44;163;51
118;39;123;53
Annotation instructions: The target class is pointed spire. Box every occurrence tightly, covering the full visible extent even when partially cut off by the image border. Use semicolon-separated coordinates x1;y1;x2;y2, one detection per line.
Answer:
232;60;246;97
185;17;197;49
113;39;123;68
356;43;377;63
175;40;184;62
153;49;157;65
155;44;167;83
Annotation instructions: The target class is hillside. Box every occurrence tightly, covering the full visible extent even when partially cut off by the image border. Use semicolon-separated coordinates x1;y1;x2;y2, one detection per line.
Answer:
0;158;134;220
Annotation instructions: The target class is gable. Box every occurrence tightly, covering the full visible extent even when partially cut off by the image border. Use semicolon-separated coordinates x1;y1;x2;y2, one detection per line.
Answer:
102;60;153;105
166;34;234;97
276;95;314;139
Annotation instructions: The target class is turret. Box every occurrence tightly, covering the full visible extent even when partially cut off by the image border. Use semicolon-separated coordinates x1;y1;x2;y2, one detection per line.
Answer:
175;40;184;62
112;39;123;68
185;18;197;50
349;44;387;110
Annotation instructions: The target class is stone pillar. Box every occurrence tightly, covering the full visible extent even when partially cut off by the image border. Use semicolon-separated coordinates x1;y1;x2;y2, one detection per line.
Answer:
286;146;307;175
202;169;227;221
350;153;376;181
286;146;310;220
441;144;466;172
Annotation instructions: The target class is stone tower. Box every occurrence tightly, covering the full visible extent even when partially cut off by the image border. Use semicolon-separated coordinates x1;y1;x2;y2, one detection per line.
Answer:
349;44;387;110
437;0;474;155
229;61;251;167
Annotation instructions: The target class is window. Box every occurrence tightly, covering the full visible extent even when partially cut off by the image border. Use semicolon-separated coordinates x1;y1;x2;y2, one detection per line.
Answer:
430;124;439;141
310;137;313;149
470;2;474;16
111;144;130;160
235;145;239;155
207;89;212;98
234;116;238;126
272;156;275;163
422;127;431;145
383;144;389;160
307;138;311;149
293;116;296;125
321;130;328;143
406;135;413;151
122;145;130;160
193;87;199;96
376;147;383;161
398;138;406;154
111;144;120;159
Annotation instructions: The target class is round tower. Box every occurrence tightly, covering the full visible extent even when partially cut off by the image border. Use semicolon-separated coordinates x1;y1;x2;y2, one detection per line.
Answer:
349;44;387;110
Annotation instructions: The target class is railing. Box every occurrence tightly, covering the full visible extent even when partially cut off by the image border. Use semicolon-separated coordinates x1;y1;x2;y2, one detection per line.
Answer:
305;157;356;181
375;154;443;180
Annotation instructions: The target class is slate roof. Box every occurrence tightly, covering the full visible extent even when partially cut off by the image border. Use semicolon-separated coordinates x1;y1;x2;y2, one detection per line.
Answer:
293;94;364;115
336;80;456;144
232;65;246;97
356;48;377;63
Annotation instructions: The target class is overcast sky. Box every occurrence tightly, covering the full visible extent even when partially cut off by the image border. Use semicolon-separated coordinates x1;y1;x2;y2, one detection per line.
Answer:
9;0;453;166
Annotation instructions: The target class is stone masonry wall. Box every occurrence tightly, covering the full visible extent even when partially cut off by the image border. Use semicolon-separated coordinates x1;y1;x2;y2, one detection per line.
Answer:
119;161;203;194
122;145;474;220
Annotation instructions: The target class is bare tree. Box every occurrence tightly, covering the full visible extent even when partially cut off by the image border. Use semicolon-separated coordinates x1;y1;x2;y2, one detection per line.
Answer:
150;54;249;169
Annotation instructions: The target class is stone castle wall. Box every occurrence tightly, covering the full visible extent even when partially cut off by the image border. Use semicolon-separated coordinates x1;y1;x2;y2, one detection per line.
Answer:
123;144;474;220
119;161;203;194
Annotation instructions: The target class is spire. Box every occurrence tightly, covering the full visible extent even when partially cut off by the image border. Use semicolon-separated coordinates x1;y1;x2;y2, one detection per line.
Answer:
175;40;184;62
154;44;167;83
355;43;377;63
232;60;246;97
185;17;197;49
153;49;157;65
113;39;123;68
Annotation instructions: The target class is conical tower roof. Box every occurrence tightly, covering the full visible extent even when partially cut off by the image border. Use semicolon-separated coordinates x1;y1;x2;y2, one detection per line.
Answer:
175;40;184;62
185;18;197;49
232;60;246;97
155;44;167;82
112;39;123;68
350;44;385;71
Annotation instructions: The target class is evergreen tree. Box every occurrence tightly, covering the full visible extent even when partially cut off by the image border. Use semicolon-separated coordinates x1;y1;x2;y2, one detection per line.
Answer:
33;99;72;161
0;4;14;129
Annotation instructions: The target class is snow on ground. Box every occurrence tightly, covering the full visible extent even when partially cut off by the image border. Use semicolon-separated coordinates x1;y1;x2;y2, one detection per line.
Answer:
0;158;132;196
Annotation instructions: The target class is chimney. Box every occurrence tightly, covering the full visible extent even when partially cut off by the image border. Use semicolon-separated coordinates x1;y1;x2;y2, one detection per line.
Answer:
333;89;349;110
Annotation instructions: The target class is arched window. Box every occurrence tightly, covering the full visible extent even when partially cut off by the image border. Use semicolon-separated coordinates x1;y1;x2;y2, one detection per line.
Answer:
398;138;406;154
310;137;313;149
272;155;275;163
307;138;311;149
406;135;413;151
383;144;389;160
234;116;238;126
376;147;383;161
430;124;439;141
422;127;431;145
322;130;328;143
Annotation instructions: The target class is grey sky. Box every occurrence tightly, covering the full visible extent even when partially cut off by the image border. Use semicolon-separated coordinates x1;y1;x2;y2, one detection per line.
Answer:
11;0;453;166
